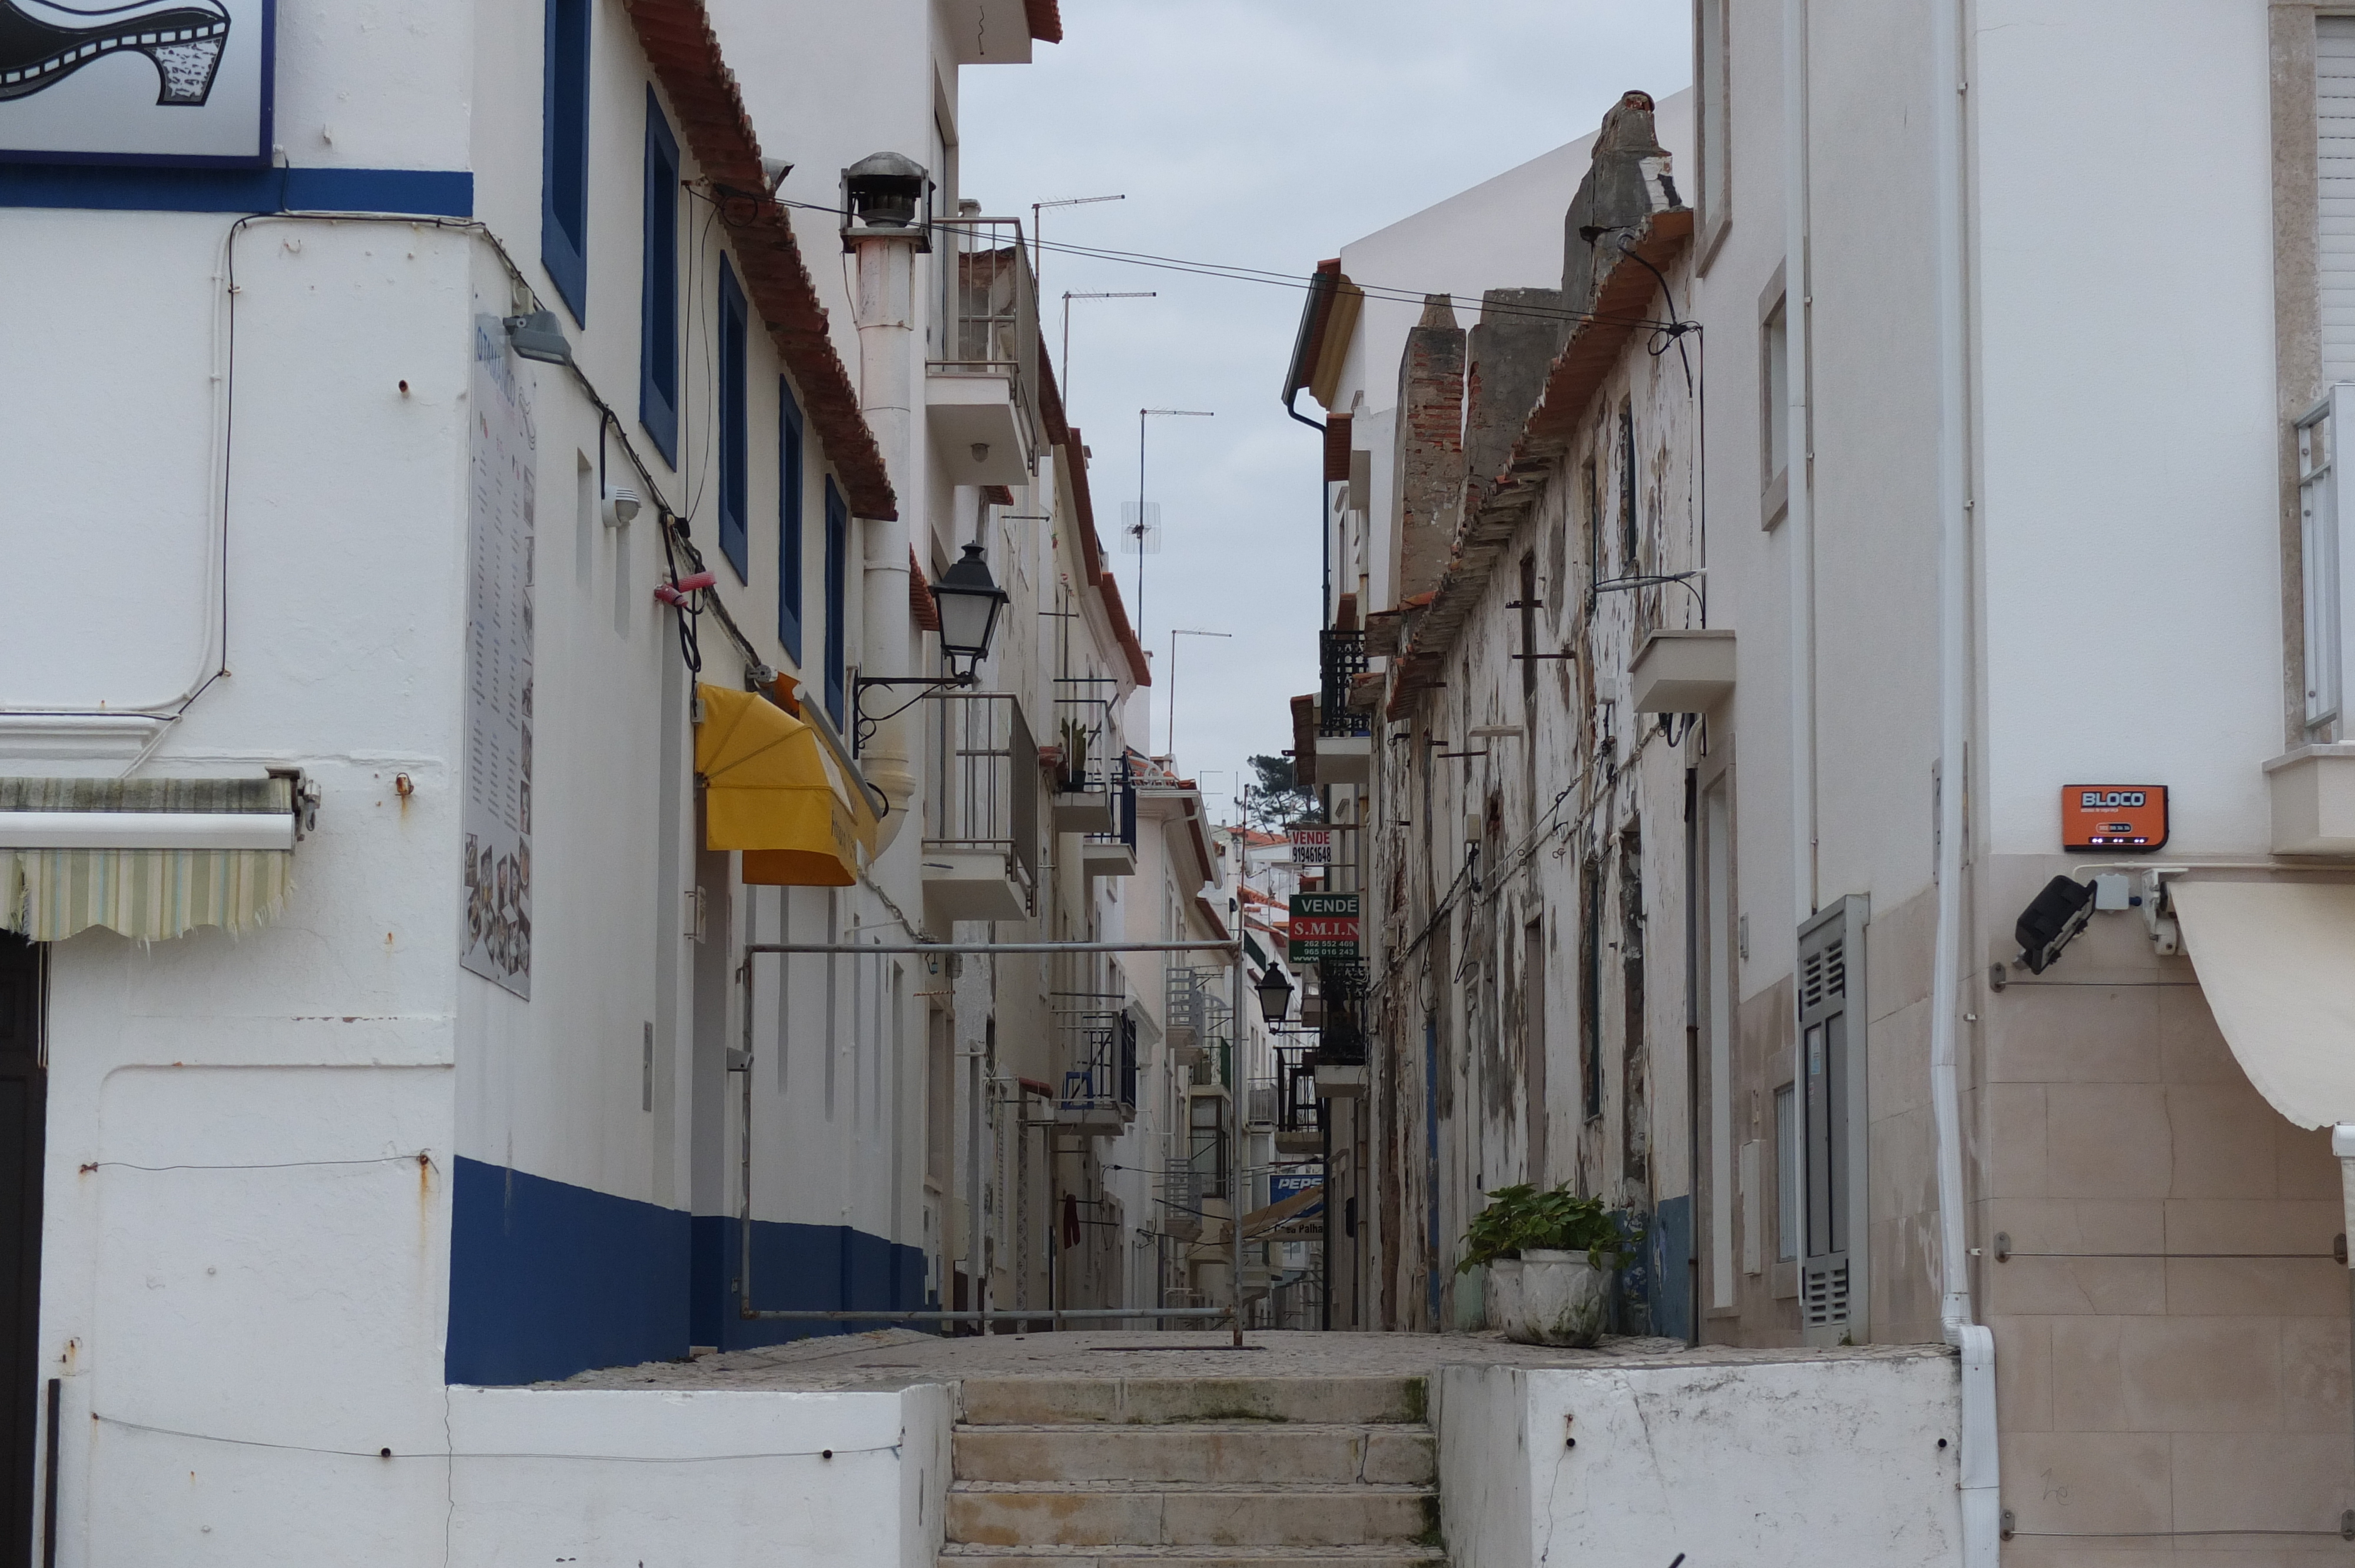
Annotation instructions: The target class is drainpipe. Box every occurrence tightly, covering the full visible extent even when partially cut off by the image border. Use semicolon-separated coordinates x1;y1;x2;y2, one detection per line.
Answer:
850;219;921;852
1928;1;1999;1561
1783;0;1817;927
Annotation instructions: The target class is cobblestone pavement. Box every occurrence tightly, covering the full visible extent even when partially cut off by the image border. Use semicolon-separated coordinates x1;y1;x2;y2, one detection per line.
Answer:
554;1328;1948;1393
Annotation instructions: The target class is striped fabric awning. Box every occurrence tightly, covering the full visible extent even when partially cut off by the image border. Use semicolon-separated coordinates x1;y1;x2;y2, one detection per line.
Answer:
0;776;296;943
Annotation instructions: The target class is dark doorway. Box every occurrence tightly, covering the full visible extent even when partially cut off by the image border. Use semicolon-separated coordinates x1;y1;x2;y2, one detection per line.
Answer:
0;936;43;1568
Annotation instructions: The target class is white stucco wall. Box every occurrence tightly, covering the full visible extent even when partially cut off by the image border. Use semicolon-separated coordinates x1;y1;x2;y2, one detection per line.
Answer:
1437;1351;1962;1568
1974;0;2284;857
445;1384;951;1568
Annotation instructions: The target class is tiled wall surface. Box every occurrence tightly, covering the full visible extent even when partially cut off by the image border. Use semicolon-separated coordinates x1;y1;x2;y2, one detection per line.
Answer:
1975;868;2351;1562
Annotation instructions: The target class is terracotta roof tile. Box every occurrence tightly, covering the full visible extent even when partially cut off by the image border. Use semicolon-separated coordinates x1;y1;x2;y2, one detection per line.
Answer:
623;0;895;521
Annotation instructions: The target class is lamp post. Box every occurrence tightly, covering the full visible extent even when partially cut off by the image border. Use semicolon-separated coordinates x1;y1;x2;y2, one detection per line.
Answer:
1166;628;1230;758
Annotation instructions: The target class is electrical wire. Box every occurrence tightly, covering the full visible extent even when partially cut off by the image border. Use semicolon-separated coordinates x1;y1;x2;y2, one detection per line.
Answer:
774;199;1690;337
92;1412;897;1463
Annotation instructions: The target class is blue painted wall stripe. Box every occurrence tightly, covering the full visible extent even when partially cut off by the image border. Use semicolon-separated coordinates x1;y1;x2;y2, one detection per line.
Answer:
0;165;473;217
689;1214;927;1351
446;1156;691;1386
447;1157;927;1383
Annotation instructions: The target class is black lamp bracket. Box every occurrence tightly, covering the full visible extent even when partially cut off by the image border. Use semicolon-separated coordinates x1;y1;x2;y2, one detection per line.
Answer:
851;673;973;756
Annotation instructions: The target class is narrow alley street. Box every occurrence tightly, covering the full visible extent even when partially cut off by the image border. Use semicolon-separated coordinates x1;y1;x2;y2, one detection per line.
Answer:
1;2;2352;1565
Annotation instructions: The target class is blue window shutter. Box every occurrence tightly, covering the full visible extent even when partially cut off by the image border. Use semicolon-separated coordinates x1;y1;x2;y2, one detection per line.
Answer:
778;379;805;665
824;478;849;726
639;91;680;465
540;0;591;323
717;257;749;581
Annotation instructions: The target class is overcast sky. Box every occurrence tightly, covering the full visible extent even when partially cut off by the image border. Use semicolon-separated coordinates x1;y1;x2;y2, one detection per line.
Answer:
961;2;1690;823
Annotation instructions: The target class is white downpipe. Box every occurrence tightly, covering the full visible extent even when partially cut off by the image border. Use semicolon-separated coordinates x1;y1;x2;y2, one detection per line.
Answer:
1783;0;1817;927
1929;0;1999;1562
851;236;920;852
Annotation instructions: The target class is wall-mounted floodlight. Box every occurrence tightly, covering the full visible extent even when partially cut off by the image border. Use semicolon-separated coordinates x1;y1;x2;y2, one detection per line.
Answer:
503;308;573;366
2015;875;2096;974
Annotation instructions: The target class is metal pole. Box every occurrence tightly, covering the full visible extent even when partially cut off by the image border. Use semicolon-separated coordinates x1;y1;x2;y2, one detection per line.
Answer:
1231;836;1247;1346
743;939;1239;956
742;1307;1228;1323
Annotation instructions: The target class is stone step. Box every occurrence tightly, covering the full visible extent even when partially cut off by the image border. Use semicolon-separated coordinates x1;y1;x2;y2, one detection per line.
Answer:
940;1548;1447;1568
944;1482;1441;1550
957;1378;1427;1428
953;1423;1435;1486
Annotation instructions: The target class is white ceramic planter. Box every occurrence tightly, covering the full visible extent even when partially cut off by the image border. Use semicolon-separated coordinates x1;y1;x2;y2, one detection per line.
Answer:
1515;1250;1611;1347
1485;1257;1524;1336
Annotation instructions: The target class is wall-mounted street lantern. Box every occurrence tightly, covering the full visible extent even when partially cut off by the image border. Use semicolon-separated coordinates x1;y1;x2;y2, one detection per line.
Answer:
1256;962;1295;1026
851;543;1008;756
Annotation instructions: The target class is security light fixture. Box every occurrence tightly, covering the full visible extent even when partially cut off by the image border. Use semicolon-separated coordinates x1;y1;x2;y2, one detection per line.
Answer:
931;543;1009;679
602;486;642;529
502;308;573;366
1256;962;1295;1025
2015;875;2097;975
841;151;932;251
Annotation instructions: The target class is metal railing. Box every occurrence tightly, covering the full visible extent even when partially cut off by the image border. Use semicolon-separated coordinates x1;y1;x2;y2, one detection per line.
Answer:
1059;1008;1137;1124
1315;956;1368;1065
1245;1078;1279;1130
1085;759;1138;855
1319;629;1372;738
933;215;1041;471
1050;680;1115;795
926;689;1039;910
1165;964;1232;1053
1275;1041;1322;1132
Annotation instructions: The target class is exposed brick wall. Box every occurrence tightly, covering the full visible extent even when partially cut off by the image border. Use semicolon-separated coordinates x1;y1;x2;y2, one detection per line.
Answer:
1391;294;1466;604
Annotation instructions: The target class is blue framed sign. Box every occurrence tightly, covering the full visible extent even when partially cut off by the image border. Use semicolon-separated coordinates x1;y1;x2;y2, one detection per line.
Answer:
0;0;274;167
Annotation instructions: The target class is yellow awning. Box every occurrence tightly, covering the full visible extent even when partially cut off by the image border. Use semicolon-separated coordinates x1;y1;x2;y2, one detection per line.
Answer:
2171;879;2355;1128
694;685;878;887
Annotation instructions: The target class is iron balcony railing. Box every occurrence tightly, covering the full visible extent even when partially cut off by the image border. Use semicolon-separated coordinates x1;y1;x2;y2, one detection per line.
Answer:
932;215;1042;471
1059;1008;1137;1123
1319;628;1372;738
1275;1041;1323;1132
1085;760;1138;855
1314;956;1368;1067
1245;1078;1279;1130
924;690;1039;911
1050;679;1116;796
1165;964;1232;1054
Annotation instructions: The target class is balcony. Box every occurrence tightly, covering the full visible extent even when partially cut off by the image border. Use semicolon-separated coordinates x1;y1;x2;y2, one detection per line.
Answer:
1273;1040;1324;1151
1049;681;1117;832
1164;964;1232;1064
1080;763;1138;877
1056;1008;1138;1133
1309;957;1369;1098
921;691;1038;925
1159;1161;1203;1243
1315;629;1374;783
928;217;1041;489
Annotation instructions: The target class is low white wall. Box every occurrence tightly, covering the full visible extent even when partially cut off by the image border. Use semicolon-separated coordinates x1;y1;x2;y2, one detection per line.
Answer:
446;1383;951;1568
1437;1351;1962;1568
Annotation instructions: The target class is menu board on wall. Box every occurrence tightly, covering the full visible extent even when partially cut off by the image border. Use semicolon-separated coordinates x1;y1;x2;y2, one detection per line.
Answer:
460;314;536;999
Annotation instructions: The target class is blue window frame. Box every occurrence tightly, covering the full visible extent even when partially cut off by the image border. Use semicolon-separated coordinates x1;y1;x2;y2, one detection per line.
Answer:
540;0;591;323
716;255;749;580
824;477;849;726
639;90;680;464
778;378;806;665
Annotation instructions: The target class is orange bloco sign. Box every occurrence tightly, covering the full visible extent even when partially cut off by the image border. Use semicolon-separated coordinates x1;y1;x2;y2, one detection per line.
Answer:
2061;785;2169;851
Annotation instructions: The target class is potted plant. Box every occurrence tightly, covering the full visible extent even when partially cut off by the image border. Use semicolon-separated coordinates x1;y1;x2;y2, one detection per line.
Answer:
1458;1185;1628;1347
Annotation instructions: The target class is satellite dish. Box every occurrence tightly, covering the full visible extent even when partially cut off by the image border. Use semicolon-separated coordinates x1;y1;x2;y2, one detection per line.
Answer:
1120;500;1162;554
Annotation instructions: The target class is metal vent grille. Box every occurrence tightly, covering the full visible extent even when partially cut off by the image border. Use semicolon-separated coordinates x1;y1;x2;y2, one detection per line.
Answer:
1799;936;1846;1014
1802;1255;1850;1328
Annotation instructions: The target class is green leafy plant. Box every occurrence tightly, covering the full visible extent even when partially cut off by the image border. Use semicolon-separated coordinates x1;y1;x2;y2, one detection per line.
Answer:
1457;1184;1627;1274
